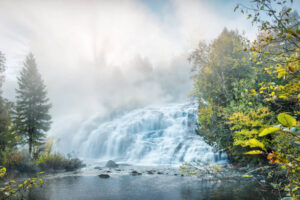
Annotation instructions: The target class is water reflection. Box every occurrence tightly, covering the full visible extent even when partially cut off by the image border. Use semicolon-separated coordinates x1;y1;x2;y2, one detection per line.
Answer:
28;175;276;200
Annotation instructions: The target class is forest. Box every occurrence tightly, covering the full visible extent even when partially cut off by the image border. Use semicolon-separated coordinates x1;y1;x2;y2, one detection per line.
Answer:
189;0;299;199
0;0;299;200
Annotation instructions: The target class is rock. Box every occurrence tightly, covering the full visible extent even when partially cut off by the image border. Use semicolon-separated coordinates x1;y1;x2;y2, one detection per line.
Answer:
131;170;142;176
98;174;110;178
174;174;178;176
94;166;102;170
106;170;111;173
157;172;163;175
105;160;119;168
146;171;154;175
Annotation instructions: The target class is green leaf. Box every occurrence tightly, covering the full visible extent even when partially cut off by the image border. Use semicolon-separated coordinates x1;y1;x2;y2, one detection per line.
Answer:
244;150;263;155
259;127;281;137
277;113;296;127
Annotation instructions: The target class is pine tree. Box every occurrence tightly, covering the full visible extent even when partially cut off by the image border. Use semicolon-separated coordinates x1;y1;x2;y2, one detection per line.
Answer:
14;53;51;155
0;51;11;151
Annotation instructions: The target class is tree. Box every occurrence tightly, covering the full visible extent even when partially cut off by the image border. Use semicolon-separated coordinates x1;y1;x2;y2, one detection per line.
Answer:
189;29;256;159
0;51;14;152
234;0;300;197
14;53;51;155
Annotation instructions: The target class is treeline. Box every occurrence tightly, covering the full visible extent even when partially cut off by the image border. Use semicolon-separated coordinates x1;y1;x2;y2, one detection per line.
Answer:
0;53;83;173
190;0;299;198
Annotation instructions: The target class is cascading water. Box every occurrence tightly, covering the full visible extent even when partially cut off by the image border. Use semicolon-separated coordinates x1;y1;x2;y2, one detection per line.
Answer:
72;102;227;165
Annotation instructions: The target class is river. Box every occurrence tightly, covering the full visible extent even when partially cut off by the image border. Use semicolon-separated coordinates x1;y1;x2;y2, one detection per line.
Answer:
28;102;276;199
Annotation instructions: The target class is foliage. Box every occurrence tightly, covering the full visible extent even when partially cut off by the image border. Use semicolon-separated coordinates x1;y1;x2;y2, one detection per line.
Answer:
233;0;300;198
191;0;299;198
179;161;229;180
14;53;52;155
0;52;17;153
190;29;255;161
0;166;44;200
36;153;85;171
0;150;38;173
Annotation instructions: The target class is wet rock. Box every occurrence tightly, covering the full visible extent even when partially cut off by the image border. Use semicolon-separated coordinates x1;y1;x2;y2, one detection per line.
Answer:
131;170;142;176
98;174;110;178
146;171;154;175
105;160;119;168
106;170;111;173
174;174;178;176
157;172;163;175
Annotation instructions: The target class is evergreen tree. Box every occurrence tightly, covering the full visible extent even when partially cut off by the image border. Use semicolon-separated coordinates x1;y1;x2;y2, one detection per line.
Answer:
14;53;51;155
0;51;11;151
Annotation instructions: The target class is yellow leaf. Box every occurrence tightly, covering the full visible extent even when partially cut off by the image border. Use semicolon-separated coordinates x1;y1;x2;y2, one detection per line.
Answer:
248;102;252;105
279;95;287;99
259;127;281;137
245;150;263;155
242;175;253;178
277;113;296;127
250;89;256;93
245;138;266;151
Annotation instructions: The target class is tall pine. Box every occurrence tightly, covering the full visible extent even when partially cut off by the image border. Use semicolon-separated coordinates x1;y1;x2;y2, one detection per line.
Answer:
0;51;11;151
14;53;51;155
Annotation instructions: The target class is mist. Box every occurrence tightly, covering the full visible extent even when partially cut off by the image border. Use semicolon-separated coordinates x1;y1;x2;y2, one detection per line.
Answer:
0;0;257;151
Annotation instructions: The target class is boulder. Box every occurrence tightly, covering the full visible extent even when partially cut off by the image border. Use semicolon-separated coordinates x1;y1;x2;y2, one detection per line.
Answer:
105;160;119;168
131;170;142;176
98;174;110;178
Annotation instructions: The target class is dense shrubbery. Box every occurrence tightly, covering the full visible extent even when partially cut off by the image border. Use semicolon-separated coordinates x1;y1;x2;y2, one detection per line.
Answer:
190;0;299;198
0;149;84;173
37;153;85;171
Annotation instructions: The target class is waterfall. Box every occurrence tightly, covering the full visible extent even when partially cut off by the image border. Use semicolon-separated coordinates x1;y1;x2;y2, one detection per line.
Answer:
71;102;227;165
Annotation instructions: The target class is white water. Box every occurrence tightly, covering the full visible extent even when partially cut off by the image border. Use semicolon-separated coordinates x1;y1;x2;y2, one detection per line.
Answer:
71;102;226;165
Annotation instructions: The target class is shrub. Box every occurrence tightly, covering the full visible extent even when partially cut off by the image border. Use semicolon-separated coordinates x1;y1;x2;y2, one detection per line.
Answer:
0;150;37;173
36;153;84;171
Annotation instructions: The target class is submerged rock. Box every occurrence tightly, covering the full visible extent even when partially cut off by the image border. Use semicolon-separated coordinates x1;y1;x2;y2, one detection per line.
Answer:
131;170;142;176
98;174;110;178
105;160;119;168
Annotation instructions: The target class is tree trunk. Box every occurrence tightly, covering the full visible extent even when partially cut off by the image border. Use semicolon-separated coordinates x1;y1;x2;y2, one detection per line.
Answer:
29;137;32;156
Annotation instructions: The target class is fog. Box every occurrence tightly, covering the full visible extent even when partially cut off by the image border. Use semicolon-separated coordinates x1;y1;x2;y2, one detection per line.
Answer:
0;0;257;146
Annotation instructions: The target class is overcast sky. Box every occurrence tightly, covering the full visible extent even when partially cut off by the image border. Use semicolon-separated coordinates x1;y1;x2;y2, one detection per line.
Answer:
0;0;299;140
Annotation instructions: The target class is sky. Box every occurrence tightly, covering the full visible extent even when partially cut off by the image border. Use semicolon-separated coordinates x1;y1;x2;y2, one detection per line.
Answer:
0;0;298;143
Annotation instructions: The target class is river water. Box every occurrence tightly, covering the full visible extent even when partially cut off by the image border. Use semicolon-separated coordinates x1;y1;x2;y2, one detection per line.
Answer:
27;102;276;199
28;173;276;200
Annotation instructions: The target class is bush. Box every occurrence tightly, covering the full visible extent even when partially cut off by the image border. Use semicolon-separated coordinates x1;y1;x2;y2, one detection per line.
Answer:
0;150;37;173
36;153;84;171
